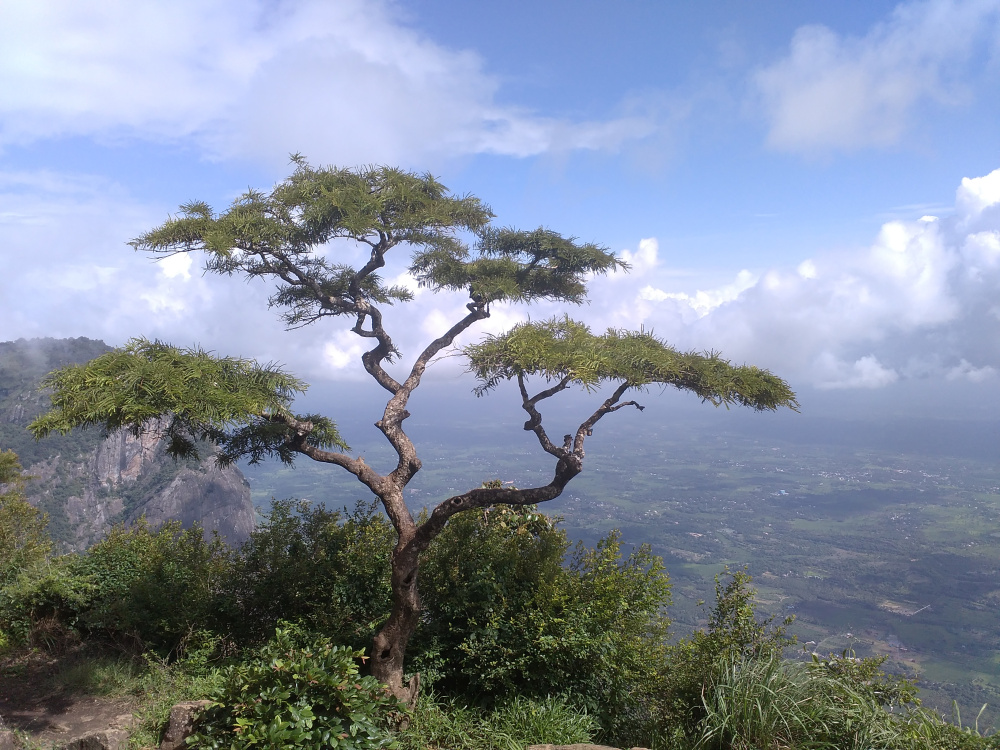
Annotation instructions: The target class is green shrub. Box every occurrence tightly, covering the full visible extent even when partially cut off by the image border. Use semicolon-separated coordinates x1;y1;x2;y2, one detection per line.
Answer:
190;625;404;750
692;653;1000;750
809;649;919;709
221;499;394;649
489;694;598;745
897;704;1000;750
0;554;94;648
693;653;901;750
651;567;795;742
75;518;231;654
398;692;596;750
413;504;670;742
0;450;51;587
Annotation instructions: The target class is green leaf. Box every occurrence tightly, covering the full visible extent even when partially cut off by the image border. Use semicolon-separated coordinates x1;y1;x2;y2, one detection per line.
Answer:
464;316;799;412
28;338;348;464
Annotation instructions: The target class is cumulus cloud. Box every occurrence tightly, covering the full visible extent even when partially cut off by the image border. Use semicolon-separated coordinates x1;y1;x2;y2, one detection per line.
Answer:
815;354;899;390
0;0;657;166
618;237;660;276
638;269;758;318
593;166;1000;389
753;0;1000;153
946;358;997;382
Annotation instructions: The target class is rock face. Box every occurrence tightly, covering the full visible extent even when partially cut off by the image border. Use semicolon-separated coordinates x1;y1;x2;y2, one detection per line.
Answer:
159;700;211;750
0;337;256;551
29;423;256;551
62;729;130;750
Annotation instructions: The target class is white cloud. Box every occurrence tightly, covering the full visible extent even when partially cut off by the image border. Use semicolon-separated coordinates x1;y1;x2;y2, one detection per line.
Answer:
618;237;660;276
5;155;1000;396
816;354;899;390
946;358;997;382
956;168;1000;230
0;164;553;388
323;333;365;372
159;253;193;280
592;166;1000;390
0;0;658;166
754;0;1000;154
638;269;759;318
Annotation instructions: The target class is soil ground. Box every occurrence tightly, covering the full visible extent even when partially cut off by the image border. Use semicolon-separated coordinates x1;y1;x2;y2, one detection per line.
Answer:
0;650;135;748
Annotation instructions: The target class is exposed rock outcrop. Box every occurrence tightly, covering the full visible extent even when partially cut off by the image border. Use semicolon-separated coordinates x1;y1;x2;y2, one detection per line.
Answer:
0;337;256;551
62;729;129;750
159;700;211;750
31;424;257;551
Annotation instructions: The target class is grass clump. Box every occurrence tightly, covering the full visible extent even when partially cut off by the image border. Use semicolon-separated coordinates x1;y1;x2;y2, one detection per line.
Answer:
398;693;596;750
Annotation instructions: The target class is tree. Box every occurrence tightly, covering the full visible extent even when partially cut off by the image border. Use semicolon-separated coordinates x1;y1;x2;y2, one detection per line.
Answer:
0;450;51;586
29;160;798;702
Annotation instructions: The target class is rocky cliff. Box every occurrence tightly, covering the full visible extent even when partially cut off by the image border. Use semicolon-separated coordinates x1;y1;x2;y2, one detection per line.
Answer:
0;337;255;551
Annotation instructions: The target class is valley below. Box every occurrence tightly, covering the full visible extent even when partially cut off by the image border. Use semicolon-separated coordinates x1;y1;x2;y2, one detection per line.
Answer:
241;389;1000;728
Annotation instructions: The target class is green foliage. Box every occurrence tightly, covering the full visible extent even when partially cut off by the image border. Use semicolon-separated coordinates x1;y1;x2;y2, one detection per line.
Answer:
897;703;1000;750
651;568;796;742
637;570;1000;750
398;693;597;750
0;447;23;484
0;451;86;648
693;653;899;750
0;450;50;587
28;338;340;464
131;162;492;330
809;649;920;709
190;625;404;750
126;634;229;748
465;315;799;411
74;519;231;654
413;504;670;739
413;504;567;694
410;227;624;305
221;499;394;648
0;554;93;648
690;653;1000;750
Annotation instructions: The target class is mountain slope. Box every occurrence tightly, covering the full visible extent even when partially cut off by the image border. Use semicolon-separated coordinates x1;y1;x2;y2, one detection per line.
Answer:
0;337;255;551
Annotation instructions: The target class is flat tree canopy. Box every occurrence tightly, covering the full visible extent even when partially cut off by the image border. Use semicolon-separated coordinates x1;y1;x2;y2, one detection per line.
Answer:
29;160;797;701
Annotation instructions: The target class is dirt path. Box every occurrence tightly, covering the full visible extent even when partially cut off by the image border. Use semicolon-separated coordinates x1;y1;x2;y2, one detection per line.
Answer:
0;652;136;747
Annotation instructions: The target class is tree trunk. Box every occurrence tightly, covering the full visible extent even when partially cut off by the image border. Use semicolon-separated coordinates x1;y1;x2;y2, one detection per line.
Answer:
371;533;422;707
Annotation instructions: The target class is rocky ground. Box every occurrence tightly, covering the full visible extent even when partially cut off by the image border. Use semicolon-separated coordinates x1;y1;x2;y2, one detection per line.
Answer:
0;650;135;748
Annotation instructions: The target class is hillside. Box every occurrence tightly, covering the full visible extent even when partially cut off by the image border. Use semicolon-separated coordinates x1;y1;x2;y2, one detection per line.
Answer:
0;337;255;551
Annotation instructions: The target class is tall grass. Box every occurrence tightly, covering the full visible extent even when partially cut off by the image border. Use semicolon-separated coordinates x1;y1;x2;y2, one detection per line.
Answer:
53;654;146;696
694;655;906;750
398;693;596;750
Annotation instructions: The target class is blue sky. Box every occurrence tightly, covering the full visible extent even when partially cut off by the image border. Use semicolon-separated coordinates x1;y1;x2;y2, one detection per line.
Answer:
1;0;999;413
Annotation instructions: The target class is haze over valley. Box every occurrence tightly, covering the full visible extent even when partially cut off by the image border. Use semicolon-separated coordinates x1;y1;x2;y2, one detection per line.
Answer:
2;1;1000;743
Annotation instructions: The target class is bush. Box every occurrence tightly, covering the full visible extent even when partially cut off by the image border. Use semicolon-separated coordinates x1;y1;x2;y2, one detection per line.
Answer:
190;625;404;750
0;450;51;587
74;518;231;654
693;653;901;750
221;499;394;649
0;554;93;649
651;567;795;742
398;693;597;750
412;504;670;742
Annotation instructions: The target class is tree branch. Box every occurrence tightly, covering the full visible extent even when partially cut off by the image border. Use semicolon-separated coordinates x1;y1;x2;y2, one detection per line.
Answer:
371;304;492;492
572;382;643;455
410;453;582;556
518;373;572;458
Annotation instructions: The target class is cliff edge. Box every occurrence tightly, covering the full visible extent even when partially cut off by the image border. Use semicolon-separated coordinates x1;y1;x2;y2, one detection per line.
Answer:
0;337;255;551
